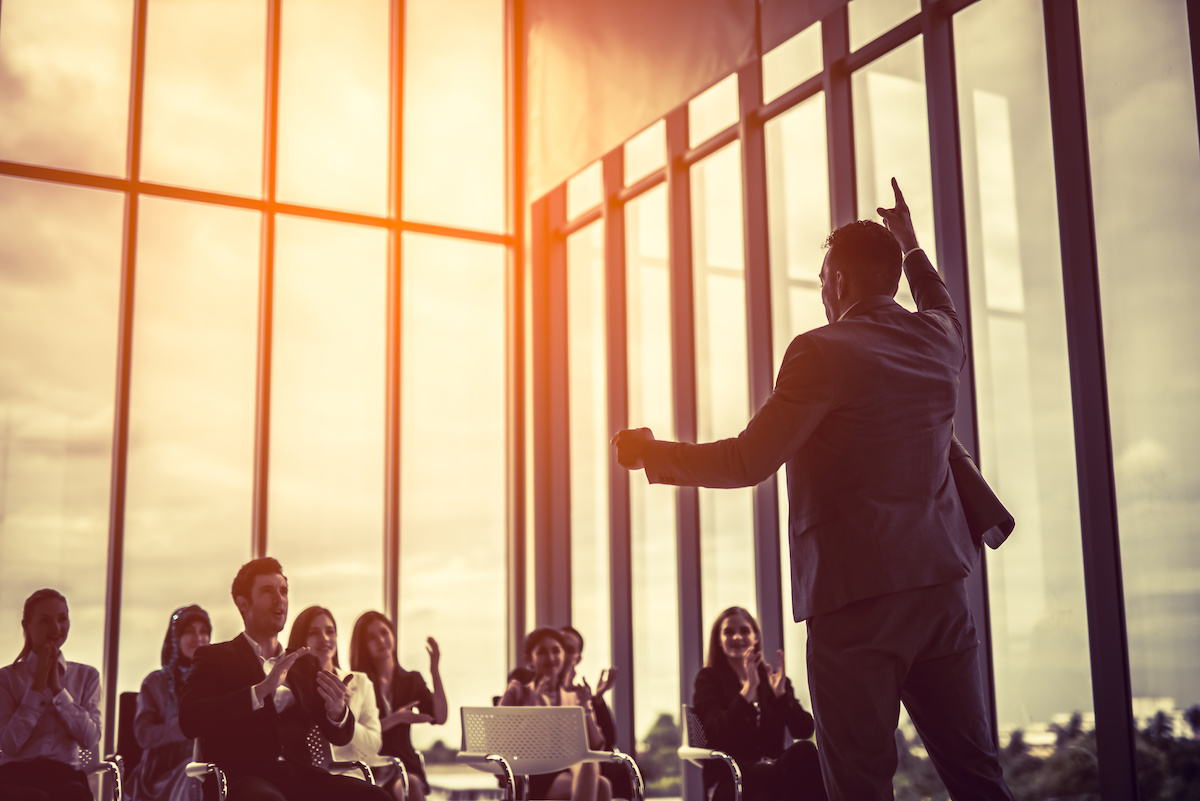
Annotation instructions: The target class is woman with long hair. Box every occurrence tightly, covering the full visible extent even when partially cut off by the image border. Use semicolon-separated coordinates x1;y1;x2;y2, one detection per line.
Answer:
0;588;102;801
499;628;611;801
127;604;211;801
285;606;385;775
693;606;826;801
349;611;446;801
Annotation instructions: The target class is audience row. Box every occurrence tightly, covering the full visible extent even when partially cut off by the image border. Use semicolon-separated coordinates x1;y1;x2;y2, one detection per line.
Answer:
0;559;825;801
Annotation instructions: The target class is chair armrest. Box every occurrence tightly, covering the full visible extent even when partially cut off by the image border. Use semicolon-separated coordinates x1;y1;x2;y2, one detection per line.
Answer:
329;760;374;784
608;748;645;801
185;760;228;801
676;748;742;801
457;753;516;801
86;754;124;801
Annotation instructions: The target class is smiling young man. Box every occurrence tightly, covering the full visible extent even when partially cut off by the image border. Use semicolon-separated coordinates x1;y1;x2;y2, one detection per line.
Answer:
179;557;389;800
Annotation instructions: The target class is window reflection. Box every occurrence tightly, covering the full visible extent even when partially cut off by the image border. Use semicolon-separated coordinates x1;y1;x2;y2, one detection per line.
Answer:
1081;0;1200;791
568;222;613;678
848;0;919;53
0;0;132;175
956;0;1094;787
853;37;936;310
625;184;681;769
691;143;756;629
689;74;740;148
764;92;830;701
268;216;387;633
399;233;507;751
142;0;266;196
762;25;822;105
278;0;390;214
624;121;667;186
0;177;123;669
119;198;260;691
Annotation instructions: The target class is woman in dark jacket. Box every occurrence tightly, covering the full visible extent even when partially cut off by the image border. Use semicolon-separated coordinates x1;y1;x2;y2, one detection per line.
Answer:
693;607;826;801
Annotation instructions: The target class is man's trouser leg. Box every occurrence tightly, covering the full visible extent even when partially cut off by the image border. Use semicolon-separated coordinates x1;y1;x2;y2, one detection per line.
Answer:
807;614;904;800
902;646;1013;801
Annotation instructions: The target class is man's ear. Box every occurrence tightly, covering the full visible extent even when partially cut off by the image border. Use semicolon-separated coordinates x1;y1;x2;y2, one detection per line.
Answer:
835;269;848;300
234;595;250;617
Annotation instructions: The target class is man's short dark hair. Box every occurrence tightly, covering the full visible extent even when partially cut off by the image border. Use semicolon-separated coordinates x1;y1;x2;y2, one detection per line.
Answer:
231;557;284;604
824;220;902;297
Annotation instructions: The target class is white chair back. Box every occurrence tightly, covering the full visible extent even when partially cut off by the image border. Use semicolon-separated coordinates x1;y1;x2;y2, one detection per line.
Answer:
459;706;594;776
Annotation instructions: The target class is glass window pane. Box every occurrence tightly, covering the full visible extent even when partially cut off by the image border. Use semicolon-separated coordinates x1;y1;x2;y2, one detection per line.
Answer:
688;74;740;149
277;0;390;215
0;177;123;670
119;198;260;690
956;0;1094;784
624;120;666;186
568;221;612;678
268;216;387;634
141;0;266;196
848;0;919;53
625;184;680;780
1080;0;1200;782
567;162;603;221
399;234;507;752
762;24;823;105
0;0;132;174
853;38;935;310
764;92;829;699
403;0;505;232
691;143;756;629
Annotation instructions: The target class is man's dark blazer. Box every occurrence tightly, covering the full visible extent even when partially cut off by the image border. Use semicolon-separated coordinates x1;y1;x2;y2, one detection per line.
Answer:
179;634;355;780
642;250;979;621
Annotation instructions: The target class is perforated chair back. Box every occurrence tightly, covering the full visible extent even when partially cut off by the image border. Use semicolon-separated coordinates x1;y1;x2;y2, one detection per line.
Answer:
460;706;593;776
682;705;712;751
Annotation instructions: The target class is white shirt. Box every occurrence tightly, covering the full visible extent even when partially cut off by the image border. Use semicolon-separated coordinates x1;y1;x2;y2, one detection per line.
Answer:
330;667;384;766
0;652;101;766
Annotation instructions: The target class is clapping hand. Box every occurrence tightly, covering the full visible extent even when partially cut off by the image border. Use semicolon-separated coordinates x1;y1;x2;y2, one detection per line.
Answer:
384;700;434;727
316;670;353;720
767;649;787;698
595;667;617;698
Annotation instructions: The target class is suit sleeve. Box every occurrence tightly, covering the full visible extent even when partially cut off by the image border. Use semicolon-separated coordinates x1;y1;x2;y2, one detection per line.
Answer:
179;644;258;739
643;336;834;488
905;249;965;368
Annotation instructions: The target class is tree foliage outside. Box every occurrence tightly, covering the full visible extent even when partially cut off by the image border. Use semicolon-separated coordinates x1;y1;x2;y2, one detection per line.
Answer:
893;712;1200;801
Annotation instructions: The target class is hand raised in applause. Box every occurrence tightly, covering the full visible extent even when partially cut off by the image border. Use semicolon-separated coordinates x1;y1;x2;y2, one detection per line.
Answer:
426;637;441;672
255;646;309;705
594;667;617;699
876;177;919;253
611;427;655;471
766;649;788;698
382;700;434;729
316;669;353;720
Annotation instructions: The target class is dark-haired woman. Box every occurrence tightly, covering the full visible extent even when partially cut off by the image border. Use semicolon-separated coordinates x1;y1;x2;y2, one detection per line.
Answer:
350;611;446;801
693;607;826;801
286;606;383;771
0;588;101;801
499;628;611;801
127;605;211;801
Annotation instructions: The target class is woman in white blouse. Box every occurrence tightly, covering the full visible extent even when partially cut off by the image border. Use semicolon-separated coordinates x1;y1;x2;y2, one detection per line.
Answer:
0;588;102;800
286;606;384;771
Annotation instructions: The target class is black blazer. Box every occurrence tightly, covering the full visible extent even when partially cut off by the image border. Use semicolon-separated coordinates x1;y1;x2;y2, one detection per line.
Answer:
693;665;814;792
179;635;355;780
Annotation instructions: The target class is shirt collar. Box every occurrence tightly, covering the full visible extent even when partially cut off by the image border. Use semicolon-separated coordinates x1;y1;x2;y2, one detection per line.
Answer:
241;631;283;661
837;294;898;322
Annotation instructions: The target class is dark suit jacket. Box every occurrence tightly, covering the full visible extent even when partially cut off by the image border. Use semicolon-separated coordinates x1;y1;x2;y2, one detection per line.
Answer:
178;635;355;780
644;250;978;621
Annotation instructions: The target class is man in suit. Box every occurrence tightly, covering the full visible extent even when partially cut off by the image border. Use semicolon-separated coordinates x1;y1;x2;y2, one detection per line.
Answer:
179;557;389;800
612;180;1012;800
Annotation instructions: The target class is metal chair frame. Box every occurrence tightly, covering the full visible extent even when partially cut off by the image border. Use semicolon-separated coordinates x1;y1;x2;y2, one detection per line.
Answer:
457;706;645;801
678;704;743;801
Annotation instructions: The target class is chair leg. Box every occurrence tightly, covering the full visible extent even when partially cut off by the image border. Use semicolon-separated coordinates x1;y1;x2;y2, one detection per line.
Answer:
483;755;516;801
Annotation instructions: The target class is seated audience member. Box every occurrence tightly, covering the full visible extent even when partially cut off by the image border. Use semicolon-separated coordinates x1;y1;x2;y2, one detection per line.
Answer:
559;627;629;799
127;604;212;801
0;588;101;801
286;607;385;773
500;628;611;801
178;557;388;801
693;607;826;801
349;612;446;801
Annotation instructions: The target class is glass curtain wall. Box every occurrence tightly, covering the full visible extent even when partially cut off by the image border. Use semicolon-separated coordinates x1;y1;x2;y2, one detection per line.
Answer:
0;0;512;759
